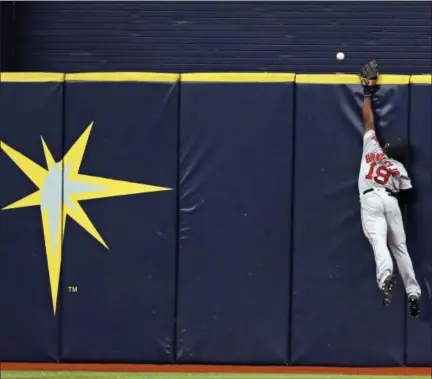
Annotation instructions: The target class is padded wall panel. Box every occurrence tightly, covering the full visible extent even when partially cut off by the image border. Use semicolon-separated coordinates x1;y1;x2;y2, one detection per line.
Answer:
60;73;179;362
176;74;294;364
291;75;409;366
406;75;432;366
0;73;64;361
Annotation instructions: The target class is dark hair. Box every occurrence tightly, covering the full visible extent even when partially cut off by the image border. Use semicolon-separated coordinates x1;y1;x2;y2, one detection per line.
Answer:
383;138;408;162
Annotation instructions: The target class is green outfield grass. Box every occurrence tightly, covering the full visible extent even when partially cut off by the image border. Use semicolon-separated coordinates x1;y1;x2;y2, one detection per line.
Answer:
1;372;429;379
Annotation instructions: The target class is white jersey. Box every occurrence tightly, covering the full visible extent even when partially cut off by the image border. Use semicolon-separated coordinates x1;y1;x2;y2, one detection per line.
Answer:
358;130;412;196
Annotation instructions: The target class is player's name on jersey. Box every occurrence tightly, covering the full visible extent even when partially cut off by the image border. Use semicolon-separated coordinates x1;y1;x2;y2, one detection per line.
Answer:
365;153;400;176
365;152;386;163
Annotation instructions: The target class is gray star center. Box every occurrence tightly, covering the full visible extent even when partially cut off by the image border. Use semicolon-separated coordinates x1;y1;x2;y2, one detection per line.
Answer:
40;162;105;254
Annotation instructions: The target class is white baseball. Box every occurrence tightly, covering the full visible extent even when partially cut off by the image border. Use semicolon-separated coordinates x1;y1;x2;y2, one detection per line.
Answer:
336;52;345;61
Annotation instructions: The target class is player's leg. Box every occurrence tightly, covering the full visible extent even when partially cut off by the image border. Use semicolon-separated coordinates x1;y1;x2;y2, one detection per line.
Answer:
386;197;421;317
360;195;394;304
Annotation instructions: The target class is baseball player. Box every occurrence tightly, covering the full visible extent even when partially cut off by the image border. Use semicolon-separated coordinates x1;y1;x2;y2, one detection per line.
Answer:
358;61;421;318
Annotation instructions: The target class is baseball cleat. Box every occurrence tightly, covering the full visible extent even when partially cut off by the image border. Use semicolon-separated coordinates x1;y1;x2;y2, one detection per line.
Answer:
408;295;420;318
382;275;396;306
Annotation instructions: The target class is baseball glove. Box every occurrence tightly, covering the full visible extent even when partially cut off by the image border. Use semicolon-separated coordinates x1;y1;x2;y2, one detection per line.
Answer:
359;60;379;97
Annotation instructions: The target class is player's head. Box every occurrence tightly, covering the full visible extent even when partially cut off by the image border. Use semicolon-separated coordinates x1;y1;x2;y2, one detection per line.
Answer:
383;138;408;162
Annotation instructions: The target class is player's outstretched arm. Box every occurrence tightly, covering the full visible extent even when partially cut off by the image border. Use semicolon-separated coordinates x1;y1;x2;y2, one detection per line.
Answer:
359;60;379;134
362;97;374;132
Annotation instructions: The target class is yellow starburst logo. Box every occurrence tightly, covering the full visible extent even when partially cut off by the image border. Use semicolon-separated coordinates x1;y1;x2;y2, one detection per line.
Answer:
0;122;171;314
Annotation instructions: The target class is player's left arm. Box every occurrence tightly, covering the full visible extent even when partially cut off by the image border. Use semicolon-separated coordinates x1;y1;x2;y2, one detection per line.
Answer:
396;166;416;206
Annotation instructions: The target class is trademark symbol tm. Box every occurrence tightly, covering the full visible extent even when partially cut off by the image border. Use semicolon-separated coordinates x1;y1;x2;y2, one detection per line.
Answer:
68;286;78;293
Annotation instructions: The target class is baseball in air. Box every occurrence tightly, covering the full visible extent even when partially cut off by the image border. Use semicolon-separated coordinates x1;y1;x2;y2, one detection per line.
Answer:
336;52;345;61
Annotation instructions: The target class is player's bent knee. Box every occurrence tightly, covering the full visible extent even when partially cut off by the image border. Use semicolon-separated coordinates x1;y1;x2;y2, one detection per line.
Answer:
389;240;408;254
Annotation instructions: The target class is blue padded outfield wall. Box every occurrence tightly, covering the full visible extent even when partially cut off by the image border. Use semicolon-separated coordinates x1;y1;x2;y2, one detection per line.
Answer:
177;73;294;364
406;75;432;366
0;72;431;366
291;75;409;367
